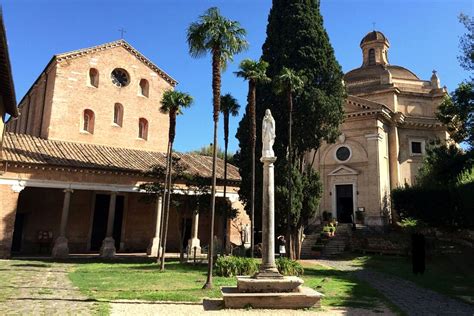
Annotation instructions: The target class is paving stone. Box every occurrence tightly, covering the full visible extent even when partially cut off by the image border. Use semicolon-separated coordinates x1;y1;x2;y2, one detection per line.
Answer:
306;259;474;316
0;259;98;315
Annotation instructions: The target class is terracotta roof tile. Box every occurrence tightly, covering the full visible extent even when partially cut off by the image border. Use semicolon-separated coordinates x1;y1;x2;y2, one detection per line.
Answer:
2;133;241;182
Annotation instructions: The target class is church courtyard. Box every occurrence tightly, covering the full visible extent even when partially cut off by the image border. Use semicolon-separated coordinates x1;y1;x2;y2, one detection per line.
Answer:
0;0;473;314
0;249;473;315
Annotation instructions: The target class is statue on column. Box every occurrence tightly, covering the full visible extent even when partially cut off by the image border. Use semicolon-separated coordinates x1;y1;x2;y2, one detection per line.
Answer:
262;109;276;158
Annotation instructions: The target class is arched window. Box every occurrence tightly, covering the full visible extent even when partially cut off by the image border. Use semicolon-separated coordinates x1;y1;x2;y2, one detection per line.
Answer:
368;48;376;66
138;118;148;140
113;103;123;127
83;109;95;133
139;79;149;97
89;68;99;88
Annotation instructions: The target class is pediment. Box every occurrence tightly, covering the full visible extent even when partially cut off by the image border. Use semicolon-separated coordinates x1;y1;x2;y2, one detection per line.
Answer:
329;165;359;176
55;39;177;86
344;100;369;113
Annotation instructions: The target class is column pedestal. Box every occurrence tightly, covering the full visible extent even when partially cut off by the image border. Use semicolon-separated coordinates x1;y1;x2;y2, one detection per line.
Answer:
52;236;69;258
100;237;116;258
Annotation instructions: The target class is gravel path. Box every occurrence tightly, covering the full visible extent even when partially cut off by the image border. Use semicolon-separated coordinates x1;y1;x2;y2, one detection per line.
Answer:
110;299;393;315
0;260;97;315
308;259;474;316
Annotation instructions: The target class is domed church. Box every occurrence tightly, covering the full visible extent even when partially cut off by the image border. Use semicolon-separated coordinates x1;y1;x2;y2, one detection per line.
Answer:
309;31;448;226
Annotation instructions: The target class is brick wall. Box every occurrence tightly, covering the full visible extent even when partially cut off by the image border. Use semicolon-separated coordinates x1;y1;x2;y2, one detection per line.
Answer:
0;185;20;258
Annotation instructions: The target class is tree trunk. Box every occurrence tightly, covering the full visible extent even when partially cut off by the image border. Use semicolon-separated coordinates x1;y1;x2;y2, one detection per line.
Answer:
179;216;187;264
286;88;293;259
222;112;229;255
249;80;256;258
204;48;221;290
157;141;171;264
160;141;173;270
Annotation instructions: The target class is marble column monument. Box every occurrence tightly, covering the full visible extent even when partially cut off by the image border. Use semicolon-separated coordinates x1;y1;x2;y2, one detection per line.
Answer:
221;109;323;309
255;109;281;278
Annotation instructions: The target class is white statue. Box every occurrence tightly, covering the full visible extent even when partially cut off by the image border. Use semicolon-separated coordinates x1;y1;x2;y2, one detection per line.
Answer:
243;224;250;244
262;109;276;158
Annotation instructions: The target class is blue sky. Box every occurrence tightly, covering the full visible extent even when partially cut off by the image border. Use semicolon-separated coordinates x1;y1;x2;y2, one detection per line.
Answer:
2;0;472;153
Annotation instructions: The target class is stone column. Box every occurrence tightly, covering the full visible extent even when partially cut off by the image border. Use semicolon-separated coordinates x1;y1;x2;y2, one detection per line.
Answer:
0;183;24;259
52;188;73;258
256;156;281;278
365;128;384;226
100;191;117;258
148;194;163;257
187;210;201;256
388;124;400;190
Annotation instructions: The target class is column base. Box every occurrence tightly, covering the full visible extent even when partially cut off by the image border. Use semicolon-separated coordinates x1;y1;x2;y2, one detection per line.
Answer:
187;238;201;256
52;236;69;258
254;265;283;279
100;237;116;258
147;237;162;257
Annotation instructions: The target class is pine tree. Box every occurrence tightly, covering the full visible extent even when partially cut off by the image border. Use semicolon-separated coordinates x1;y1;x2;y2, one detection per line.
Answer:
236;0;345;258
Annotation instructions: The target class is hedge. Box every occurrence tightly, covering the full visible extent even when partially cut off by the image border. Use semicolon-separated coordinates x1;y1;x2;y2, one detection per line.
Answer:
392;182;474;228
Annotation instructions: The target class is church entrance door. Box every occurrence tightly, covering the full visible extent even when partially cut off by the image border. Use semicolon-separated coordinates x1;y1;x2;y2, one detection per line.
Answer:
336;185;353;223
90;194;124;251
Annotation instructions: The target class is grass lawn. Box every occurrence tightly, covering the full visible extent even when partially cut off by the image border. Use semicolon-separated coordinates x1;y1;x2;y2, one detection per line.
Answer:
355;249;474;305
299;262;390;310
68;258;390;311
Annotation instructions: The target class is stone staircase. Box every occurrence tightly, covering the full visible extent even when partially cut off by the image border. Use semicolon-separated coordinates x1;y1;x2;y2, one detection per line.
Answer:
300;233;321;259
300;223;353;259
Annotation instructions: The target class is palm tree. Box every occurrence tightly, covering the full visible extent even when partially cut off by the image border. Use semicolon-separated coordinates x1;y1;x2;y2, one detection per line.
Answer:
159;89;193;271
274;67;304;259
219;93;240;253
235;58;270;257
187;7;248;289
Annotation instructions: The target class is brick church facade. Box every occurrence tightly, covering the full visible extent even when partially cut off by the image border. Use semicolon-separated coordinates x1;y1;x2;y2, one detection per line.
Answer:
0;40;249;258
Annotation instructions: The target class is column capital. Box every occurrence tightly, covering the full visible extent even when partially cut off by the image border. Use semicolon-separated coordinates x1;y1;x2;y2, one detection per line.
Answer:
63;188;74;194
11;181;25;193
260;156;277;164
365;133;383;141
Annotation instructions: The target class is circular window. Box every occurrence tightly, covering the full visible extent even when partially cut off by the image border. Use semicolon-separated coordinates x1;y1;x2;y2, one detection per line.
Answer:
111;68;130;87
336;146;351;162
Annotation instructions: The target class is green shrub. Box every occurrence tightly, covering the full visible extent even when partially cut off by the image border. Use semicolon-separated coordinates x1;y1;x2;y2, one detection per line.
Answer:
276;257;304;276
214;256;258;277
392;182;474;228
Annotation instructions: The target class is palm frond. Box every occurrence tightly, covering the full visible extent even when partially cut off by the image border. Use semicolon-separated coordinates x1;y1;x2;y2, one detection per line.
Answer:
187;6;248;69
235;58;270;83
220;93;240;116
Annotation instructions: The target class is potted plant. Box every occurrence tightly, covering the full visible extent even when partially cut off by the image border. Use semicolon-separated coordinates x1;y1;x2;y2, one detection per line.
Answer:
355;209;365;224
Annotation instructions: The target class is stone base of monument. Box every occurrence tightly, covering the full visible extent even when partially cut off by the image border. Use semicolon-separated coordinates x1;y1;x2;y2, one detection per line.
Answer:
221;276;323;309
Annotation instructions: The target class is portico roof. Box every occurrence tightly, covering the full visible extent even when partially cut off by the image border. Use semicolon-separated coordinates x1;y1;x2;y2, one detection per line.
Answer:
1;132;240;182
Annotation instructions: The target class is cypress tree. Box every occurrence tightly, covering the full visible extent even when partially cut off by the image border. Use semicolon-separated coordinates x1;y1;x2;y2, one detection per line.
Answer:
236;0;345;258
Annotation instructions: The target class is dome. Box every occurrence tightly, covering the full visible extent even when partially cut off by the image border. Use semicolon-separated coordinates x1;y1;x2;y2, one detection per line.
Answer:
344;65;419;83
360;30;389;47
